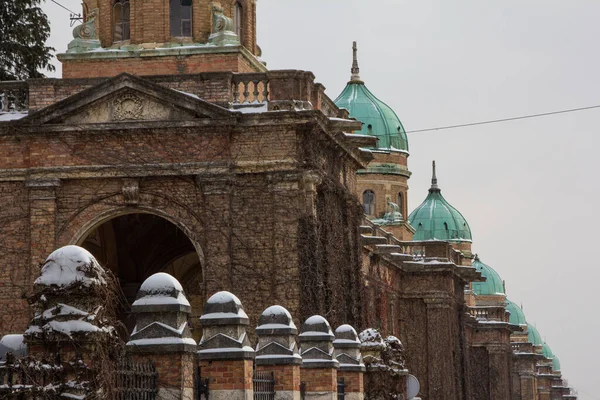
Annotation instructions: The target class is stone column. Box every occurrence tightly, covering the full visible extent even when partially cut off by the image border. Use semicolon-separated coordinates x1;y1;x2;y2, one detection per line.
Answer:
126;272;197;400
333;325;365;400
255;305;302;400
299;315;339;400
198;291;255;400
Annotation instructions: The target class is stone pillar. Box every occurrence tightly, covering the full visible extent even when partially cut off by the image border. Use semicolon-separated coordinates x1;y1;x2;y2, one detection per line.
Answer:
255;305;302;400
333;325;365;400
126;272;197;400
299;315;339;400
198;291;255;400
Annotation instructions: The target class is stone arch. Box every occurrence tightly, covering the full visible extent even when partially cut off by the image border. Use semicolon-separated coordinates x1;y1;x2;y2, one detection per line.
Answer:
55;192;207;336
57;192;205;258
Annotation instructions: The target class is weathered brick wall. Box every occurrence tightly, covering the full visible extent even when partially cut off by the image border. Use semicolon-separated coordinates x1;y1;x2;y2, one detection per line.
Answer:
0;182;30;335
61;52;259;79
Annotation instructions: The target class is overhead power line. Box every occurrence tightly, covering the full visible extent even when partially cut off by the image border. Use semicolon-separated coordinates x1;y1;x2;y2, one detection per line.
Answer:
405;104;600;134
49;0;80;16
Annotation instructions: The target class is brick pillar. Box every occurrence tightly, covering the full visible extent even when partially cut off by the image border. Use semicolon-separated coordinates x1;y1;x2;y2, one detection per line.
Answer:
198;291;255;400
126;272;197;400
255;305;302;400
26;179;60;284
333;325;365;400
488;346;512;400
425;298;456;400
299;315;339;400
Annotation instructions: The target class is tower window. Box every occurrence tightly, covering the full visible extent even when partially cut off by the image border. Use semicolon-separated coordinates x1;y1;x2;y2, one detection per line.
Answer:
234;2;244;41
363;190;375;216
113;0;130;42
170;0;193;37
397;192;403;212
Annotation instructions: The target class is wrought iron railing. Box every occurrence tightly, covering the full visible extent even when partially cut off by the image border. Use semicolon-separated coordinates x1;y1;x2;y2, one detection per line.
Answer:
253;370;275;400
114;359;158;400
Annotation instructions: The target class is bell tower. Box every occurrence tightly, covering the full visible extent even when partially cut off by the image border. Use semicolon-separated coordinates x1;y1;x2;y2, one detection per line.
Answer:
58;0;263;79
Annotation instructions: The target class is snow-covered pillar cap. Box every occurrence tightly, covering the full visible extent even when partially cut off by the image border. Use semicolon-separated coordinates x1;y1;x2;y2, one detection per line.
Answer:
333;325;365;372
34;245;107;290
199;291;249;326
131;272;191;313
256;305;298;335
198;291;254;360
255;305;302;366
299;315;338;369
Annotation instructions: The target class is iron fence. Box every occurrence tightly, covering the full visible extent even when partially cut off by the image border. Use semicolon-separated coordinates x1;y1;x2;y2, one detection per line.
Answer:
337;377;345;400
114;358;158;400
253;370;275;400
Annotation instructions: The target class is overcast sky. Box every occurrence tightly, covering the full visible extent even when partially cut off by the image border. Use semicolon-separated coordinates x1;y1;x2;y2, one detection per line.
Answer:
41;1;598;398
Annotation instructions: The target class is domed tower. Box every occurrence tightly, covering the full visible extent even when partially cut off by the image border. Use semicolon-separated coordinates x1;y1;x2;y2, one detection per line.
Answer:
471;255;505;304
58;0;264;78
334;43;412;240
408;161;473;261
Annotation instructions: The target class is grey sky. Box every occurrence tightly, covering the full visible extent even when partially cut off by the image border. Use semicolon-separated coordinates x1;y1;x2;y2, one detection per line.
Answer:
41;1;598;398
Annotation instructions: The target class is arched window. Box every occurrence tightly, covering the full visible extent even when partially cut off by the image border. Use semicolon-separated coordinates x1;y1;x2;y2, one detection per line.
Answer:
170;0;193;37
363;190;375;215
397;192;403;213
234;2;244;41
113;0;130;42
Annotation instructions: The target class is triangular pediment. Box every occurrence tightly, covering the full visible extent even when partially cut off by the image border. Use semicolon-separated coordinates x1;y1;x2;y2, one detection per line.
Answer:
21;73;236;125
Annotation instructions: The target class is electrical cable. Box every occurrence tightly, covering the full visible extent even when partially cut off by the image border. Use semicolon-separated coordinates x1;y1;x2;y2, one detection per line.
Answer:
405;104;600;134
49;0;80;16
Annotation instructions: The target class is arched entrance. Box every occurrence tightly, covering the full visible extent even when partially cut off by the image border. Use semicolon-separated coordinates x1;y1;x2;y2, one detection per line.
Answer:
76;212;204;335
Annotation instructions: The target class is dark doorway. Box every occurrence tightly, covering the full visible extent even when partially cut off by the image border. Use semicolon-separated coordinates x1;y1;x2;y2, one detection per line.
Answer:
80;213;203;335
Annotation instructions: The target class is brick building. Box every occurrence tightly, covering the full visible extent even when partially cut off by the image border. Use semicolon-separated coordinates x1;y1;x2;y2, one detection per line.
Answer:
0;1;577;399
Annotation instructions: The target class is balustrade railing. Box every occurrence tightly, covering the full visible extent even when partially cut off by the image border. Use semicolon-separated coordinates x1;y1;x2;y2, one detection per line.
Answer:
232;73;269;104
468;306;507;322
0;81;29;113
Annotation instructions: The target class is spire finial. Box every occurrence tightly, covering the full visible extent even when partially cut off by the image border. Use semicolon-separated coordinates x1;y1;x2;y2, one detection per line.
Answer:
350;41;361;82
430;160;440;192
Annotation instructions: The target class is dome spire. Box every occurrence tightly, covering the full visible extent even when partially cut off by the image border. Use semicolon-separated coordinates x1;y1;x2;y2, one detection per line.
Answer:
430;160;440;193
350;41;363;83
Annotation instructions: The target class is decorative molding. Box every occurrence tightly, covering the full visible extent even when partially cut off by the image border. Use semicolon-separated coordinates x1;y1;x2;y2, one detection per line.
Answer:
122;178;140;204
113;93;144;121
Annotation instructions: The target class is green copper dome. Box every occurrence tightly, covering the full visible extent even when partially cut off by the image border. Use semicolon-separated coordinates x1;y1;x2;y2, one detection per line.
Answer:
552;355;561;372
408;161;472;242
472;256;505;296
334;43;409;152
505;299;527;326
542;343;553;359
527;323;543;346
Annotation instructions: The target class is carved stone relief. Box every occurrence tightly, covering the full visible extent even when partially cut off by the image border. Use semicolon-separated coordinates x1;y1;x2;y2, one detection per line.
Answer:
113;93;144;121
